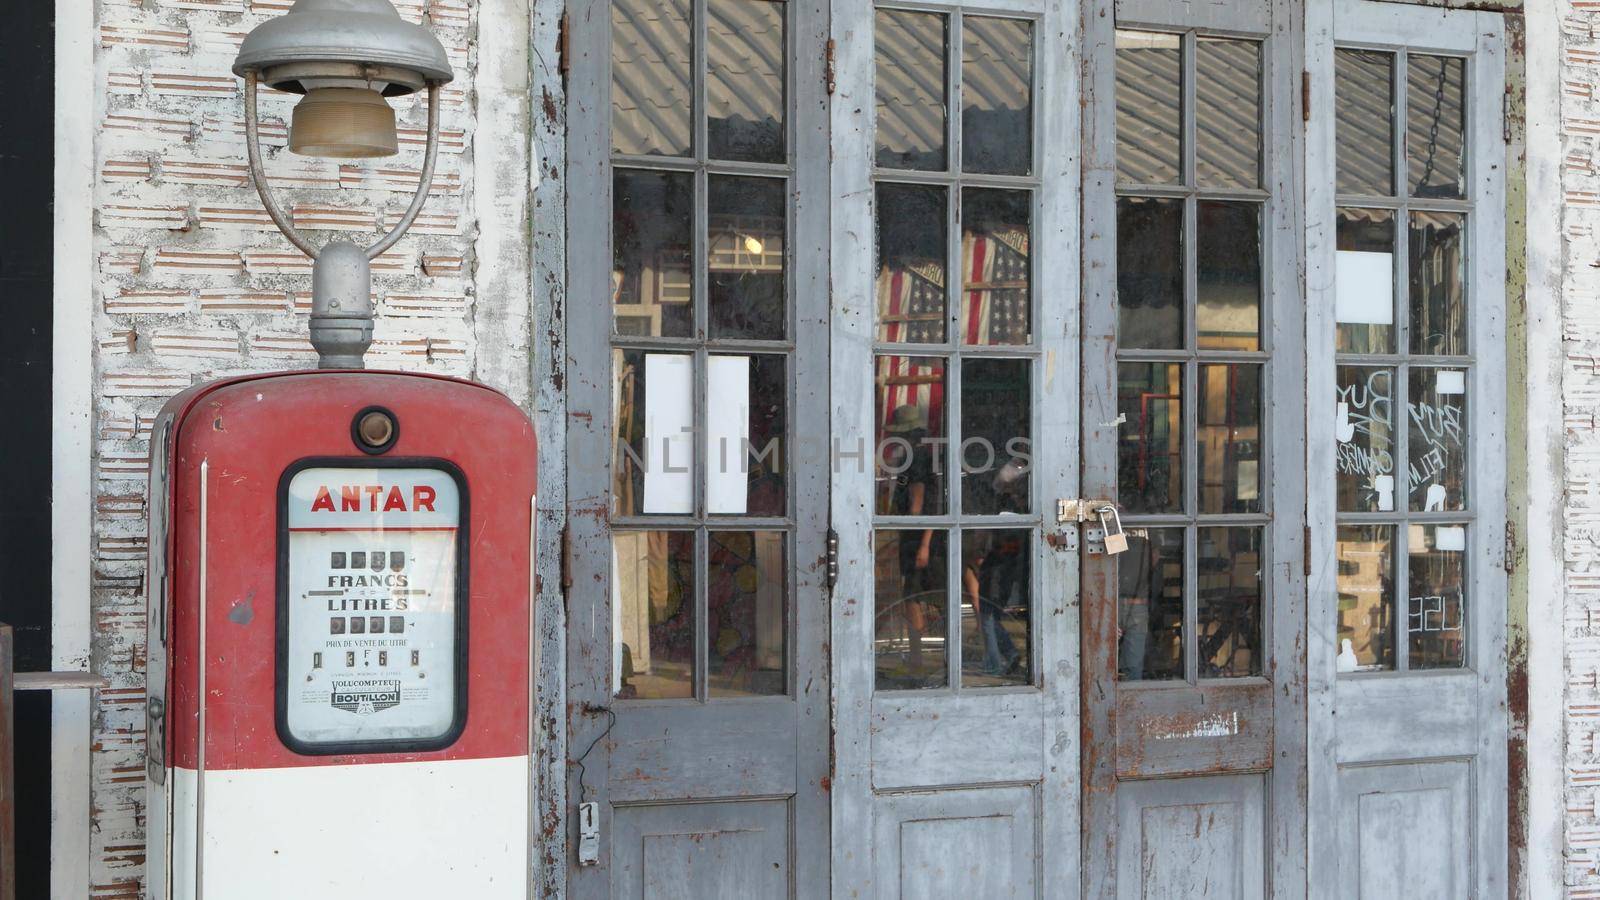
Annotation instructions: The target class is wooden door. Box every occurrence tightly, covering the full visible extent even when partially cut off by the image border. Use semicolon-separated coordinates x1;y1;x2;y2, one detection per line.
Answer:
1306;2;1508;895
565;0;832;893
1079;0;1307;894
829;0;1083;894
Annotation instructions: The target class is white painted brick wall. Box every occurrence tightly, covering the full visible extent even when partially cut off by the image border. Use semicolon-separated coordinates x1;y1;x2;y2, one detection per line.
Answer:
85;2;507;895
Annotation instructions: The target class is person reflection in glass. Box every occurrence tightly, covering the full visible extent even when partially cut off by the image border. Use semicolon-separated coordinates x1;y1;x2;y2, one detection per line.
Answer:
885;404;939;677
964;530;1025;678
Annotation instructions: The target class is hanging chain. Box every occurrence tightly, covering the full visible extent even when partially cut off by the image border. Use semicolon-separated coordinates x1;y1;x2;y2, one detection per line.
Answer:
1416;61;1447;192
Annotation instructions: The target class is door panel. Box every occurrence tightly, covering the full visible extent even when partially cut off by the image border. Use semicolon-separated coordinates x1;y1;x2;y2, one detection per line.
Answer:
1114;775;1265;900
829;0;1082;892
612;800;791;898
872;786;1037;899
1337;762;1470;900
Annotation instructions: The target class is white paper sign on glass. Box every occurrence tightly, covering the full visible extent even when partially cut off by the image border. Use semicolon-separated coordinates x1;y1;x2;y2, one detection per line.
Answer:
707;354;751;514
282;466;462;748
643;353;694;514
1335;250;1394;325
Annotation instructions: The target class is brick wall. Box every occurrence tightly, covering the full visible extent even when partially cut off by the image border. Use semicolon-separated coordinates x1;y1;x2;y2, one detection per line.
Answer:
85;2;506;895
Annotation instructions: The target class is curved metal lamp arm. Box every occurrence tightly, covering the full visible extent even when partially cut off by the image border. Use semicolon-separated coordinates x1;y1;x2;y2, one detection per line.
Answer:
243;72;320;260
368;83;441;259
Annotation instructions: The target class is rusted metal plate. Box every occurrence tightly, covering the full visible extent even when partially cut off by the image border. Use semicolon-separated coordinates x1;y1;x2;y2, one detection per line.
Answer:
1115;681;1275;779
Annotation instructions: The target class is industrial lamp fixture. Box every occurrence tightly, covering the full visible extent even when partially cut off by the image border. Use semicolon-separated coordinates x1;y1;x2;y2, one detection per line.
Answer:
233;0;454;368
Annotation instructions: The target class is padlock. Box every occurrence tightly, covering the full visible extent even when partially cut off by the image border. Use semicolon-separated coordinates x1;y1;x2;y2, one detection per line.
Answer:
1097;505;1129;555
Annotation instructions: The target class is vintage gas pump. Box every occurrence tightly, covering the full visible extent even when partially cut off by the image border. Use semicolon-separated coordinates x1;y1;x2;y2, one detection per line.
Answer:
141;4;538;898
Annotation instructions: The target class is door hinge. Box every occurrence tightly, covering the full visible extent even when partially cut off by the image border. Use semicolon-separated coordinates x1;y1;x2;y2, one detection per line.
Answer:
558;11;571;81
1503;85;1513;144
825;39;837;95
560;522;574;595
1505;520;1517;574
826;528;839;588
1301;71;1311;124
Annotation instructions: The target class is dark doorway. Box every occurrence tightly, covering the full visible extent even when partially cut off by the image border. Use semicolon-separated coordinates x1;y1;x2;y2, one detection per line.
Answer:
0;3;55;896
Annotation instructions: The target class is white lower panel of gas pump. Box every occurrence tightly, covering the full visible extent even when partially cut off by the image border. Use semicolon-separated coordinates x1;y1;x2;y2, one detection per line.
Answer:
170;754;528;898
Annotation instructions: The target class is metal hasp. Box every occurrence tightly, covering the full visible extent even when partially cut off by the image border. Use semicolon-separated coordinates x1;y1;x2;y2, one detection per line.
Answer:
232;0;454;369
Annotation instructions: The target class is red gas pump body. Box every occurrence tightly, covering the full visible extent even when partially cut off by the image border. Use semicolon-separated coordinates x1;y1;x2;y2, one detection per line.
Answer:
144;370;536;899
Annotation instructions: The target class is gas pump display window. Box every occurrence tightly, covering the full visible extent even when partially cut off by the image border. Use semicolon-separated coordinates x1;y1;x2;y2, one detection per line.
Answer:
277;462;468;753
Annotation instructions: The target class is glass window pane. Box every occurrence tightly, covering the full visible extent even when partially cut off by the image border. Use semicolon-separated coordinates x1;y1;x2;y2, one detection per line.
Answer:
613;169;693;338
876;183;948;343
707;0;785;163
875;528;949;689
1115;30;1182;185
708;354;786;517
710;176;787;340
1409;211;1467;356
1118;362;1183;515
1335;208;1396;354
1195;39;1261;189
1335;524;1395;672
961;529;1031;686
614;530;695;698
611;0;692;156
875;355;948;517
613;349;695;516
1119;528;1185;681
1408;367;1467;512
708;531;787;696
962;16;1032;175
1335;49;1395;196
1117;196;1184;350
961;358;1030;515
1197;200;1262;351
1335;366;1397;513
961;188;1031;346
1407;55;1466;199
1198;527;1262;677
876;9;948;171
1408;524;1467;669
1198;364;1261;515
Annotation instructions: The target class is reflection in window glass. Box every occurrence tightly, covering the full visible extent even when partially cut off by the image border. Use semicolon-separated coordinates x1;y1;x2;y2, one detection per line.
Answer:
1407;55;1467;200
708;531;787;696
1198;527;1262;677
611;0;692;157
1335;525;1395;671
614;531;695;698
1409;524;1466;669
1335;49;1394;196
707;0;785;163
875;356;947;517
613;349;694;516
1115;30;1182;185
961;529;1030;686
1408;367;1467;512
876;9;948;171
708;354;787;517
1118;363;1183;515
1335;208;1396;354
1195;38;1261;189
1197;200;1262;351
613;170;693;338
710;176;787;340
961;359;1030;515
1117;197;1184;349
961;189;1031;346
1198;364;1261;515
962;17;1033;176
876;183;948;343
875;529;949;689
1335;366;1397;513
1409;211;1467;356
1119;528;1185;681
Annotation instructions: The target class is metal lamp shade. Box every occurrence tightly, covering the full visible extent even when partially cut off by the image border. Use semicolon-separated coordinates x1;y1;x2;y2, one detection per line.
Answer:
290;87;398;158
233;0;454;96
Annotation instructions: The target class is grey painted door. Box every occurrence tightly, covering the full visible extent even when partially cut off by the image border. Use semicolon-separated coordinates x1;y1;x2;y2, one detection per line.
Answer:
1305;2;1508;896
565;0;832;894
829;0;1083;894
1079;0;1307;895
